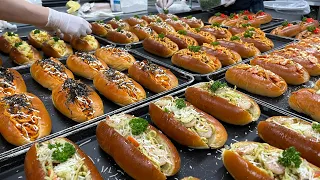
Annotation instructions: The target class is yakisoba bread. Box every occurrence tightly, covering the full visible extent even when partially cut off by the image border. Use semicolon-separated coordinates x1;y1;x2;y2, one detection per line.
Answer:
91;20;114;37
222;13;240;26
201;42;242;66
10;41;42;65
128;60;178;93
226;64;287;97
129;24;158;40
31;57;74;90
217;36;260;58
125;15;148;26
143;33;179;58
158;13;179;20
208;12;228;24
52;78;104;122
165;18;190;31
166;31;198;49
185;28;216;45
289;88;320;122
180;15;204;28
28;29;51;49
70;35;100;52
272;48;320;76
200;23;232;39
271;21;301;37
228;23;253;35
106;28;139;44
149;96;228;148
254;10;272;24
67;52;108;80
149;21;176;34
240;15;262;28
250;55;310;85
258;116;320;168
25;137;103;180
0;93;51;146
223;142;320;180
95;46;136;71
107;16;130;30
142;14;163;24
285;41;320;59
0;32;22;53
186;81;260;125
300;17;319;31
93;69;146;106
96;114;180;180
0;67;26;98
171;46;222;74
42;37;73;58
238;28;274;52
296;26;320;40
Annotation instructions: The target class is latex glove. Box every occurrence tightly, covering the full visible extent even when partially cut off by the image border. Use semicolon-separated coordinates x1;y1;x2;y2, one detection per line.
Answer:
156;0;174;10
222;0;236;7
45;8;92;38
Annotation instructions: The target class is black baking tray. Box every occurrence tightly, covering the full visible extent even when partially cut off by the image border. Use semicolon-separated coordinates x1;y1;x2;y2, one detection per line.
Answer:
132;33;295;81
0;51;194;160
0;87;301;180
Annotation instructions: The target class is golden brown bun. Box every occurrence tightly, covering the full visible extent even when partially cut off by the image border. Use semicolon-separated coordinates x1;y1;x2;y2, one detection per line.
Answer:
0;93;51;146
201;44;242;66
165;33;198;49
181;177;200;180
95;46;136;71
9;42;42;65
315;79;320;90
70;35;100;52
285;41;320;60
106;30;139;44
222;18;240;26
255;11;272;24
66;52;108;80
141;15;163;24
228;26;247;35
148;22;176;34
30;57;74;90
124;17;148;26
165;19;191;31
271;24;301;37
28;30;51;49
128;60;178;93
200;26;232;39
91;22;113;37
107;19;130;30
25;137;103;180
250;55;310;85
0;32;22;54
0;67;27;98
52;78;104;122
258;116;320;168
289;88;320;122
185;82;261;125
217;39;261;58
180;17;204;28
96;115;180;180
158;13;179;20
93;69;146;106
171;49;222;74
143;36;179;58
300;19;319;31
129;24;158;40
42;38;73;58
149;97;228;148
226;64;287;97
208;14;228;24
240;37;273;53
185;30;216;45
296;30;320;40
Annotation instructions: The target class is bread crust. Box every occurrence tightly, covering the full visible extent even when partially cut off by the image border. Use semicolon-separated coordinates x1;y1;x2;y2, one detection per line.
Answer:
142;36;179;58
158;13;179;20
185;31;215;45
24;137;103;180
271;24;301;37
148;22;176;34
217;40;261;58
28;32;50;49
106;30;139;44
180;17;204;28
124;17;148;26
300;20;319;31
240;37;274;53
165;33;198;49
96;116;180;180
208;15;228;24
42;41;73;58
9;45;42;65
225;64;287;97
0;92;51;146
142;15;163;24
254;12;272;24
91;22;113;37
201;44;242;66
107;20;130;30
200;26;232;39
129;25;157;40
165;19;190;31
0;68;27;98
70;36;100;52
258;116;320;167
0;34;21;54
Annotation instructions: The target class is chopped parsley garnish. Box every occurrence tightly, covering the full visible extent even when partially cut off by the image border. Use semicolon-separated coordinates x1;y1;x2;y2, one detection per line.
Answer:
7;32;15;36
115;16;120;21
215;12;221;16
312;122;320;132
211;22;221;27
282;21;289;27
257;10;263;14
230;13;236;19
242;23;251;27
156;19;162;23
96;20;104;24
248;27;255;31
48;142;76;163
53;37;60;42
163;9;169;14
239;10;244;15
244;30;254;38
177;30;187;35
134;15;140;18
188;45;201;52
194;28;200;32
302;17;307;22
116;27;122;32
243;16;249;20
158;33;165;39
230;36;240;41
211;41;220;46
164;108;169;113
210;81;227;92
14;42;23;47
34;29;40;34
129;117;149;135
307;26;316;32
175;98;186;109
186;15;192;19
172;17;179;21
278;147;302;168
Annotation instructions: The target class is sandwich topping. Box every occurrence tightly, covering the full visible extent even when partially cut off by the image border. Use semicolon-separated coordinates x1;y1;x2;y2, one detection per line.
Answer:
176;48;219;69
0;67;16;96
36;58;69;80
110;18;128;29
169;32;198;46
3;32;21;46
47;37;68;56
133;24;156;35
230;142;320;179
75;52;106;72
31;29;50;44
103;69;141;100
107;114;174;172
150;22;176;33
155;96;216;146
165;19;190;29
36;139;91;179
2;94;40;141
255;55;305;73
62;79;94;118
15;41;35;59
116;29;136;40
203;43;240;62
273;48;319;65
80;35;99;49
151;34;178;50
99;46;134;63
241;29;274;47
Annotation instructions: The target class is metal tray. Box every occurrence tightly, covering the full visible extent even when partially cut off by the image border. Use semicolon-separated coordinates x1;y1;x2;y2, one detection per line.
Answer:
0;51;194;160
0;88;300;180
132;33;295;81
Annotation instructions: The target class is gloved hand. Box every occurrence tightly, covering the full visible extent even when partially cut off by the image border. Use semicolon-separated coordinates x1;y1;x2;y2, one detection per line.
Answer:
222;0;236;7
156;0;174;10
45;8;92;38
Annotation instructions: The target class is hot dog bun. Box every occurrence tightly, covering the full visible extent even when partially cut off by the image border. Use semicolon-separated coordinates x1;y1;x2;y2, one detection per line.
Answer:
180;16;204;28
70;35;100;52
185;29;216;45
125;16;148;26
149;21;176;34
9;41;42;65
129;24;157;40
42;37;73;58
200;25;232;40
143;34;179;58
217;37;261;58
0;67;27;98
91;21;113;37
28;29;51;49
271;22;301;37
106;29;139;44
166;32;198;49
0;32;22;54
209;13;228;24
107;17;130;30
